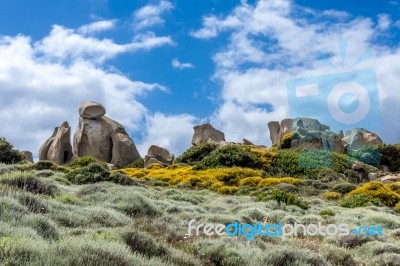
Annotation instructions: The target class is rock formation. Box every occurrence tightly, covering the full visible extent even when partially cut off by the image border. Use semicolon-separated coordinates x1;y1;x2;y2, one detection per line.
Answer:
73;101;141;168
144;145;174;168
268;118;382;154
192;123;225;146
343;128;383;150
21;151;33;163
39;121;73;164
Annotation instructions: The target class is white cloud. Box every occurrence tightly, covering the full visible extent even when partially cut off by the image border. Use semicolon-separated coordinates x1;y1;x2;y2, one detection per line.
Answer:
78;19;117;34
194;0;400;145
35;24;173;63
0;21;173;158
377;14;391;30
172;58;195;69
132;0;173;31
137;113;198;156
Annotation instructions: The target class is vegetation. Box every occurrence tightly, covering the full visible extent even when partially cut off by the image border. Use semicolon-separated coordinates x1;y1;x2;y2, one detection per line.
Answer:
379;144;400;171
1;137;400;265
0;137;24;164
193;145;262;170
175;142;217;165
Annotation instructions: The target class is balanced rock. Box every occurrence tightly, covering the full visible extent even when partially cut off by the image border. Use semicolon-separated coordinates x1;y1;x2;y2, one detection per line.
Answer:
79;101;106;119
144;145;174;168
192;123;225;146
39;121;73;164
73;101;141;168
343;128;383;150
21;151;34;163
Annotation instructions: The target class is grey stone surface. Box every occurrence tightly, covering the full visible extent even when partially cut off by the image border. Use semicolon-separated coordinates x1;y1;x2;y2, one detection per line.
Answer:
144;145;174;168
39;121;73;164
192;123;225;146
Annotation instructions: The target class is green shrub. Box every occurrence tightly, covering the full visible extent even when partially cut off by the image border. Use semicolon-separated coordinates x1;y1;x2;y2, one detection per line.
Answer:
348;181;400;207
23;215;59;240
258;189;309;209
0;171;58;196
175;142;217;165
69;156;99;168
17;193;48;213
0;137;24;164
319;209;335;216
124;158;144;168
108;171;137;186
322;192;341;200
379;144;400;171
122;231;168;258
331;183;357;194
194;145;262;170
53;194;82;205
272;149;350;179
340;194;384;208
65;163;110;184
348;145;381;164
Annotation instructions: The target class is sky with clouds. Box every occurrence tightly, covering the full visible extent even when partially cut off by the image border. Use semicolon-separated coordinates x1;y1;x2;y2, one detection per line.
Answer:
0;0;400;159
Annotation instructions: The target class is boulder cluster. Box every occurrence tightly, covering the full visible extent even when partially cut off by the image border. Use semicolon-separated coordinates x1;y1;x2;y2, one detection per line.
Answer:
40;101;141;168
268;118;383;154
39;101;384;169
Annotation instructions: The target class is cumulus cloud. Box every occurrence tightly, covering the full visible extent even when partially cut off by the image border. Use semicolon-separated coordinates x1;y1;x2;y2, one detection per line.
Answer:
137;113;198;156
78;19;117;34
132;0;173;31
0;21;173;158
193;0;400;145
35;23;173;63
171;58;195;70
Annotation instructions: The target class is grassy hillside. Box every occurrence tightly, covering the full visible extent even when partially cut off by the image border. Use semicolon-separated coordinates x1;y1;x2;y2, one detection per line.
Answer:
1;143;400;265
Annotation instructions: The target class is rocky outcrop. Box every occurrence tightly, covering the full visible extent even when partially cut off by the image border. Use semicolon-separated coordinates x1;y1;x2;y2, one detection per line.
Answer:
343;128;383;150
21;151;33;163
144;145;174;168
192;123;225;146
39;121;73;164
73;101;141;168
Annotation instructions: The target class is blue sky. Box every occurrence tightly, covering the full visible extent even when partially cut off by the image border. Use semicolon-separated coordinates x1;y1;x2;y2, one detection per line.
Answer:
0;0;400;158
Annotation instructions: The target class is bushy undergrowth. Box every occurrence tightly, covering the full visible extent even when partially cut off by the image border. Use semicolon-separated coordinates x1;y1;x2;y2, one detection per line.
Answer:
194;145;262;170
379;144;400;171
348;181;400;207
340;194;384;208
0;137;24;164
175;142;217;165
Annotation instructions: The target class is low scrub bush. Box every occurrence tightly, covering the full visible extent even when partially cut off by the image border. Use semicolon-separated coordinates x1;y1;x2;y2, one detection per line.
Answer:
319;209;335;216
68;156;99;168
331;183;357;194
348;181;400;207
323;191;341;200
194;145;262;170
249;148;277;170
175;142;217;165
257;189;309;209
0;171;58;196
379;144;400;171
340;194;384;208
122;231;168;258
217;186;238;195
124;158;144;168
65;163;110;184
257;177;301;187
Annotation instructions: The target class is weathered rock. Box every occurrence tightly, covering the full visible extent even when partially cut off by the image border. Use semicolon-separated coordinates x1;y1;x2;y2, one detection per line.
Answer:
79;100;106;119
368;173;379;181
144;145;174;168
21;151;33;163
299;138;323;150
192;123;225;146
39;121;73;164
74;101;141;168
267;121;280;145
343;128;383;150
243;139;254;145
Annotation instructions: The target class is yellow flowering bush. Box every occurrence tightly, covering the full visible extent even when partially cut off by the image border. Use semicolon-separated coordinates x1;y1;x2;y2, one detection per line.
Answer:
322;191;342;201
239;176;263;187
250;148;276;170
123;165;263;193
348;181;400;207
